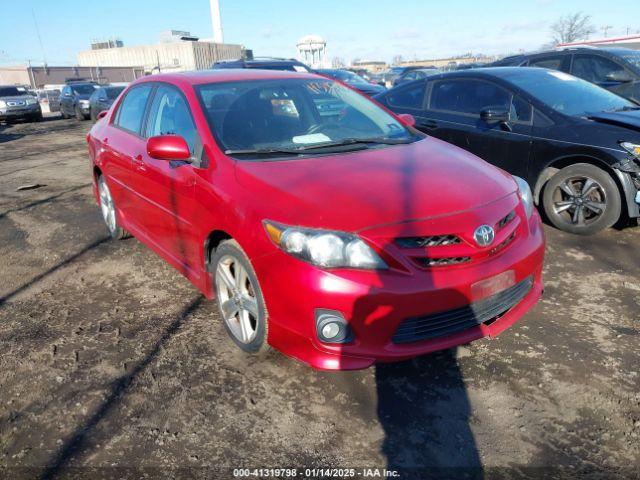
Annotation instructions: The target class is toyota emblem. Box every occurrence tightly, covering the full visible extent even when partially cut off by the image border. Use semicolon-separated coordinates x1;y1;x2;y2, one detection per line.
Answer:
473;224;495;247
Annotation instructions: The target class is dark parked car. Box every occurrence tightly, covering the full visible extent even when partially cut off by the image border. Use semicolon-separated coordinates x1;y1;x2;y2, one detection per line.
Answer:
381;66;422;88
490;47;640;103
316;69;385;96
88;85;125;121
374;67;640;234
60;82;99;120
393;67;441;87
0;85;42;123
212;57;313;72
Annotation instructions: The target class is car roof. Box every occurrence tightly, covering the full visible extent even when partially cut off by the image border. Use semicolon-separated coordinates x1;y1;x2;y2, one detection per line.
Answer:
133;69;322;86
429;66;559;81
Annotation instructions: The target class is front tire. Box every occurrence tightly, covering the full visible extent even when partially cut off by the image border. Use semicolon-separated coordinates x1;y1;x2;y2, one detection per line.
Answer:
211;240;269;354
75;105;86;121
542;163;621;235
97;175;127;240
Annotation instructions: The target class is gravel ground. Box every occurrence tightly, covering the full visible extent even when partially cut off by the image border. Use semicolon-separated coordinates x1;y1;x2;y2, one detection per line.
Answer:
1;115;639;479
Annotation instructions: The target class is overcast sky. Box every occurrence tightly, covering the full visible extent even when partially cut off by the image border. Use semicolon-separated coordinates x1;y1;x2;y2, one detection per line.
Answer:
1;0;639;66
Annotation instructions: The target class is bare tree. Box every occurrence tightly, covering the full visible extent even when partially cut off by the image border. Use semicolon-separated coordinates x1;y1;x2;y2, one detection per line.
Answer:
550;12;596;44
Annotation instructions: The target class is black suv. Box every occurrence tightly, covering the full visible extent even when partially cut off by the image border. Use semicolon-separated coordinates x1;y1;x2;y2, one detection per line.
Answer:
490;47;640;103
212;57;313;72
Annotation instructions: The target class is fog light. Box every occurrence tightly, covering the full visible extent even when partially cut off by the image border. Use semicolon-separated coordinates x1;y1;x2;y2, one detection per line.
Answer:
322;322;340;339
315;309;353;344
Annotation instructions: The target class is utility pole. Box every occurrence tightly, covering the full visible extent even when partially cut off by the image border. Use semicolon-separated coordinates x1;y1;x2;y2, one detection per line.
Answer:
210;0;224;43
602;25;612;38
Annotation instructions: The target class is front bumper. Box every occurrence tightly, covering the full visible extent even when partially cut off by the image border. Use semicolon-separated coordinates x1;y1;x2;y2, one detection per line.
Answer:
0;104;40;120
253;206;545;370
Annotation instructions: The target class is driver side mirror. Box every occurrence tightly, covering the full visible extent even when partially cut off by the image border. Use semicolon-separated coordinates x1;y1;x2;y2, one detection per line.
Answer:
147;135;191;161
605;70;634;83
97;110;108;120
397;113;416;127
480;107;511;124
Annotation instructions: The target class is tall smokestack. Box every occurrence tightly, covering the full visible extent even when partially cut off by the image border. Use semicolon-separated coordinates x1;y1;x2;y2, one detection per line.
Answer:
210;0;224;43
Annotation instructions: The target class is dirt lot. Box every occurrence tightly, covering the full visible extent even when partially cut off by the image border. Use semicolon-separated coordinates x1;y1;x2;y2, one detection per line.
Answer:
1;115;639;479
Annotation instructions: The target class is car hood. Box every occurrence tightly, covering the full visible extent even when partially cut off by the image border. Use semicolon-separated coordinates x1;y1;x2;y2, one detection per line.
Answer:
234;136;517;232
587;110;640;132
352;83;385;95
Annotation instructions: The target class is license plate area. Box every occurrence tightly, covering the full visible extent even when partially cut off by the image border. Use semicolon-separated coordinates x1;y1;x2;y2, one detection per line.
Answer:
471;270;515;301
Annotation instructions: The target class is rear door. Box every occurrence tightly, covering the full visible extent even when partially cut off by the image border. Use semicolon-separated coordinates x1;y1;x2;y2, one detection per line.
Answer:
423;78;533;177
130;83;200;273
60;86;72;115
380;81;432;131
102;83;154;225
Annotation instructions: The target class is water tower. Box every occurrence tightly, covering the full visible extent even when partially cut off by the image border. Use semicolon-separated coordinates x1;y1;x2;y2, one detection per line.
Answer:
297;35;329;68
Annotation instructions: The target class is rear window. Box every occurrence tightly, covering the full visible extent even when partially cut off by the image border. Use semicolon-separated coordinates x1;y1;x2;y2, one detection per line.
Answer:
71;84;98;95
106;87;125;100
114;84;153;134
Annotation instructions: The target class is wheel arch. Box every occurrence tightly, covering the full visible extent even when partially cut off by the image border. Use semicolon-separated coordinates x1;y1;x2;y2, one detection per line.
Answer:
203;229;233;271
532;154;631;217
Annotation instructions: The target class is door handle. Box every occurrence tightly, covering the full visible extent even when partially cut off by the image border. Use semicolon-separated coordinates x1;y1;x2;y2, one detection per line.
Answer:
132;154;146;172
418;119;438;130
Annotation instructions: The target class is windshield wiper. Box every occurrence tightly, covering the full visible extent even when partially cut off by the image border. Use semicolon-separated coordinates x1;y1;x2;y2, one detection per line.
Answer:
224;137;411;156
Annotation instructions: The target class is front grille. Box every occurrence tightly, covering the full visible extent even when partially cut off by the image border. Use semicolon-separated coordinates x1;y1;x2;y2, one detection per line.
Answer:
414;256;471;267
392;276;533;344
396;234;461;248
497;210;516;229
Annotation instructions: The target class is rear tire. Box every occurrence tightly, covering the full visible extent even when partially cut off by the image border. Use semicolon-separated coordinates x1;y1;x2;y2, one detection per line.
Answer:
60;107;70;119
97;175;128;240
75;105;86;121
211;240;270;355
542;163;621;235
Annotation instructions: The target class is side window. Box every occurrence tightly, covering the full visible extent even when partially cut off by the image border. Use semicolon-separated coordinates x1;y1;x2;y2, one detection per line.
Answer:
430;80;510;115
511;96;532;123
571;55;626;83
114;84;153;135
404;72;417;81
62;86;70;97
145;85;197;152
528;56;564;70
386;82;426;109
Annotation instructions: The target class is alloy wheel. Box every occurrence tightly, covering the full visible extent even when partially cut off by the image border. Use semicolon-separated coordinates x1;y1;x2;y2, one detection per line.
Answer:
552;176;607;227
215;255;259;344
98;177;117;234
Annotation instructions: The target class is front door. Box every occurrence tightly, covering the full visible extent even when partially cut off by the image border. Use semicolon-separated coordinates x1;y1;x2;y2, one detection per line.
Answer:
129;84;200;276
422;78;533;178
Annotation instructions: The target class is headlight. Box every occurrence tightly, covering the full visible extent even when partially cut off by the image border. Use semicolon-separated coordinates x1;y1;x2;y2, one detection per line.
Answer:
0;100;6;108
514;176;534;218
264;221;387;269
620;142;640;158
26;98;37;105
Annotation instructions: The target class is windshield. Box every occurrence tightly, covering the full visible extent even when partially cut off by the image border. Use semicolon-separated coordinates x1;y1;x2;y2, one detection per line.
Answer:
71;84;98;95
620;51;640;70
0;87;22;97
106;87;125;99
196;78;416;158
506;70;634;116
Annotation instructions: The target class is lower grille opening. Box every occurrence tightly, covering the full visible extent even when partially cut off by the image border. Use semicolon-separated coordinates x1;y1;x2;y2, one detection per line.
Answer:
413;256;471;268
392;276;533;344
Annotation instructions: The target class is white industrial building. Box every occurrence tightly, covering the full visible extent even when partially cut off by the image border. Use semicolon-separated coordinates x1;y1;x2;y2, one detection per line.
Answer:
558;34;640;50
77;31;244;74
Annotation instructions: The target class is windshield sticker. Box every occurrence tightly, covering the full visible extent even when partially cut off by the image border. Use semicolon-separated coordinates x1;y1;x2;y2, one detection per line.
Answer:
292;133;331;144
548;71;576;81
271;99;299;118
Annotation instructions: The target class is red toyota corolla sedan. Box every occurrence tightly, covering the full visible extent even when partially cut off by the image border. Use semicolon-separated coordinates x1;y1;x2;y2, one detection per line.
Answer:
87;69;544;370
